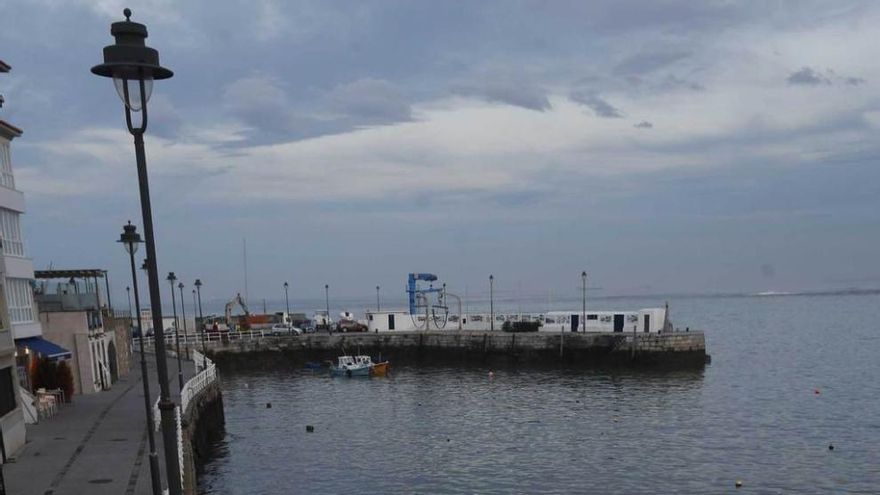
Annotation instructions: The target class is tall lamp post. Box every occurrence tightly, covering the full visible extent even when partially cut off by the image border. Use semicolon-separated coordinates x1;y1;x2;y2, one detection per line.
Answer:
283;282;290;324
581;271;587;333
126;286;133;337
118;222;162;495
92;9;181;494
167;272;183;392
324;284;330;331
178;282;189;360
194;279;206;368
376;285;380;311
489;275;495;331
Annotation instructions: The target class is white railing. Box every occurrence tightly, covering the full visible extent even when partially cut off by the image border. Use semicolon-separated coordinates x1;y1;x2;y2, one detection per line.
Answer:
19;386;38;424
136;328;269;348
151;348;218;491
181;350;216;414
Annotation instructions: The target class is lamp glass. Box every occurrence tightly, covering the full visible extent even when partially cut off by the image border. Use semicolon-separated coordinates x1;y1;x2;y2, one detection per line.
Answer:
113;76;153;111
124;241;139;255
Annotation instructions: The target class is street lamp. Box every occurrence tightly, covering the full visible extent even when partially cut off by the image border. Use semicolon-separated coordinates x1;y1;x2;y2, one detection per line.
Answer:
117;222;162;495
194;279;206;368
489;275;495;331
126;286;133;337
324;284;330;331
376;285;380;311
283;282;290;324
166;272;183;392
581;271;587;333
178;282;189;360
92;10;181;494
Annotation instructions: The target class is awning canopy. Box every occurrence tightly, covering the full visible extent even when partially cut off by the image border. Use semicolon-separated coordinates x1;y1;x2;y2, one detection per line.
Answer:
34;269;106;280
16;337;72;360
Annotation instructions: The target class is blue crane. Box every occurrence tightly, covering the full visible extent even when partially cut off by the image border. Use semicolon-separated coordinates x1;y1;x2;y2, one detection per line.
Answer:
407;273;442;314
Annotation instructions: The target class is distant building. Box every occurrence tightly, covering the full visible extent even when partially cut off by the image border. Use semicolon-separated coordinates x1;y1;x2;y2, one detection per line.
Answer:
0;59;28;458
35;270;130;395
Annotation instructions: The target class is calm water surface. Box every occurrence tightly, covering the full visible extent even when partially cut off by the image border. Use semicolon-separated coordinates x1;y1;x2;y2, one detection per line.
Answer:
199;295;880;494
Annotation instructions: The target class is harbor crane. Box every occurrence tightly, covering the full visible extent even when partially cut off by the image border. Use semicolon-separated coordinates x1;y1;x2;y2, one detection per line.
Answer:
407;273;450;330
225;292;250;331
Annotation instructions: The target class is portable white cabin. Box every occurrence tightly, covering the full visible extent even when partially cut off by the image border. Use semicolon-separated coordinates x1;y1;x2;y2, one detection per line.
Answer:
366;310;417;332
542;308;666;333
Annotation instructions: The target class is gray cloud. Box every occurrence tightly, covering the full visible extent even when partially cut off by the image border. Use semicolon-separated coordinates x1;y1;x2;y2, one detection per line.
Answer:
634;121;653;129
787;67;867;87
845;76;866;86
787;67;831;86
569;91;623;118
451;83;551;112
222;74;293;132
614;51;689;76
325;78;412;124
659;75;705;91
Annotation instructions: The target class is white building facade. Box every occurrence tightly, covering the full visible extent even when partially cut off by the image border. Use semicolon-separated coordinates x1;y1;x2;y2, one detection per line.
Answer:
0;59;29;459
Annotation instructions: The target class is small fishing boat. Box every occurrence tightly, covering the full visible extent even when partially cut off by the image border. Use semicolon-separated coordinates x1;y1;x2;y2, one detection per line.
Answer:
370;360;391;377
330;355;391;377
330;355;371;377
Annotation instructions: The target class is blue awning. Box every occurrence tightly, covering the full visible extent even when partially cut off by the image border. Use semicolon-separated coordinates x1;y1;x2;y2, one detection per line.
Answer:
16;337;72;360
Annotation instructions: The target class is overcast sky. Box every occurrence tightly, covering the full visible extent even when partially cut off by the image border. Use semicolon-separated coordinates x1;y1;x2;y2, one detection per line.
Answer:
1;0;879;311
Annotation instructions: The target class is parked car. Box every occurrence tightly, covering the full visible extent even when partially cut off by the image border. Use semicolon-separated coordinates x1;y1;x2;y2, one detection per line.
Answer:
336;320;368;333
268;324;302;336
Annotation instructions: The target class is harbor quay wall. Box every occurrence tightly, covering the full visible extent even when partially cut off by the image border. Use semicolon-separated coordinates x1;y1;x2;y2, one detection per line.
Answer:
199;330;708;369
182;380;225;495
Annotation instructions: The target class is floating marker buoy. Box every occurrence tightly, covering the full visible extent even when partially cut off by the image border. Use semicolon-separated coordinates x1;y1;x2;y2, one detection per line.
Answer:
306;425;314;432
735;480;743;488
446;438;450;442
814;389;820;395
266;403;272;408
488;371;495;379
828;444;834;451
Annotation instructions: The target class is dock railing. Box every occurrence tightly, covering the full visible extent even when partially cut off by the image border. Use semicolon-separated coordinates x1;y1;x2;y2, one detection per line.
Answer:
152;348;219;491
136;328;268;349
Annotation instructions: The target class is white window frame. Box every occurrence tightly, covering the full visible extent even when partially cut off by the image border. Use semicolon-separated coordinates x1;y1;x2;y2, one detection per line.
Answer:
0;142;14;190
0;208;25;257
5;278;34;324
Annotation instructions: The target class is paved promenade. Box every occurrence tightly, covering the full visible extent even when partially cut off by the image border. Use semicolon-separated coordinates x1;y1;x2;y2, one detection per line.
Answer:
4;355;195;495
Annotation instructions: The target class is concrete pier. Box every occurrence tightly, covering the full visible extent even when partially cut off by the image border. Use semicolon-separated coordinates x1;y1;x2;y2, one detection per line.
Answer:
205;330;709;367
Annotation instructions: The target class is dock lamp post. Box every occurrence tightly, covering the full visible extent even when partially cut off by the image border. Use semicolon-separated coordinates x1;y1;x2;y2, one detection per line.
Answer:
581;271;587;333
489;275;495;331
283;282;290;324
126;286;133;337
118;222;162;495
92;9;181;495
167;272;183;392
324;284;330;331
194;279;206;368
178;282;189;360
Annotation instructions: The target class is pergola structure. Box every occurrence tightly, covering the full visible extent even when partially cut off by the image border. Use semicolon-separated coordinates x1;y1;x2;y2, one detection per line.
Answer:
34;269;112;311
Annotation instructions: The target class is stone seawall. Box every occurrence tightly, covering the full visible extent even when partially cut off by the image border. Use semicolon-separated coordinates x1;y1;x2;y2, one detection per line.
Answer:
181;381;225;495
204;330;708;368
